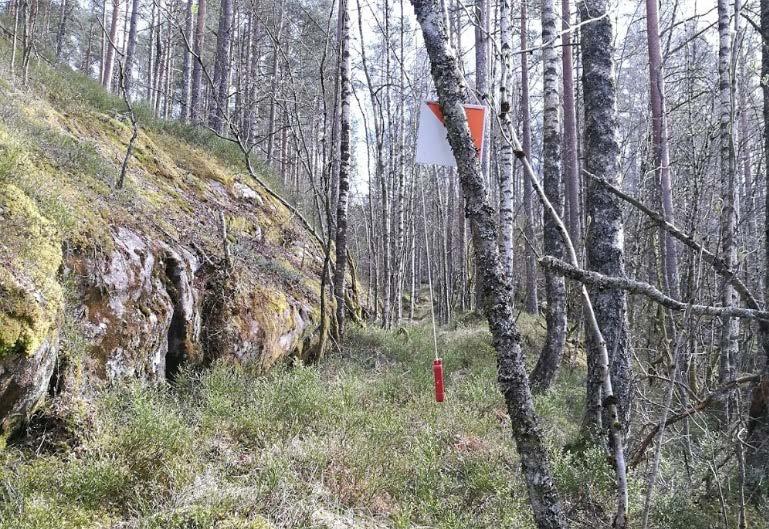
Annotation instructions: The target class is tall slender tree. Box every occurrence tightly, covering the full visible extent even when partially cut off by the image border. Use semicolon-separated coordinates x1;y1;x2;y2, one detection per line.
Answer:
190;0;207;122
333;0;351;338
579;0;633;436
210;0;233;132
645;0;679;299
746;0;769;499
102;0;120;91
717;0;738;424
123;0;140;97
561;0;580;251
55;0;69;61
497;0;514;280
180;0;195;121
530;0;566;393
410;1;569;526
520;0;538;314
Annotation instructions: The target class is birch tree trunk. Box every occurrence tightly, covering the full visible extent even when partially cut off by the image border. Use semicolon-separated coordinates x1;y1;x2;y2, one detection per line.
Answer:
333;0;351;338
410;1;568;526
717;0;738;424
578;0;633;435
497;0;514;280
520;0;539;314
530;0;567;394
122;0;139;98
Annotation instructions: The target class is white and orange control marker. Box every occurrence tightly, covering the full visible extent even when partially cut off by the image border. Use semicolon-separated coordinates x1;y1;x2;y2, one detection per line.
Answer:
415;101;487;167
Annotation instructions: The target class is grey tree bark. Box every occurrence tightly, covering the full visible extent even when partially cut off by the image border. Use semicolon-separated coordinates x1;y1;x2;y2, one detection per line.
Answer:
190;0;207;122
497;0;514;281
333;0;351;338
210;0;233;133
520;0;538;314
530;0;566;394
645;0;679;299
717;0;739;424
745;0;769;499
410;0;568;526
578;0;633;436
122;0;139;98
472;0;489;312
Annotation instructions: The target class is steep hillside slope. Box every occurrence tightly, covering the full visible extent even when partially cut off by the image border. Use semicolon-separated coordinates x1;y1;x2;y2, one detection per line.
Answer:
0;69;335;438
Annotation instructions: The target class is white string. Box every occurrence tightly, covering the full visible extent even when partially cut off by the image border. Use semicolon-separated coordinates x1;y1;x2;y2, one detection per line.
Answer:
418;167;440;361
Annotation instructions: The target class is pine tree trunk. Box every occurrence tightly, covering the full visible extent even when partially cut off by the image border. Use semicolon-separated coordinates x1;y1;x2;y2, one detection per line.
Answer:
102;0;120;92
55;0;68;61
266;0;285;166
578;0;633;436
191;0;207;122
530;0;566;393
745;0;769;499
180;0;194;121
410;1;568;526
99;0;107;84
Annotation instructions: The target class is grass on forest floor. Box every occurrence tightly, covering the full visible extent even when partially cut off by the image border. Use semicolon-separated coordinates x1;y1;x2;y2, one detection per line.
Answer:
2;317;743;529
0;319;580;529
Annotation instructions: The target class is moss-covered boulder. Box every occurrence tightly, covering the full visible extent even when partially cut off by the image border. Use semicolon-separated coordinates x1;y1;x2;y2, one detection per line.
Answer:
0;68;344;437
0;184;63;437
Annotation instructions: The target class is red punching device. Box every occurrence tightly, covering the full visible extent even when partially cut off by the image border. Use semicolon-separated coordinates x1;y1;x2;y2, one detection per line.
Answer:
433;358;445;402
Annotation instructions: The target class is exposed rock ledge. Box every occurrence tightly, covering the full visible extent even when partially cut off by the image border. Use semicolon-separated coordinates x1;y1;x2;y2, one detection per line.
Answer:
0;89;342;438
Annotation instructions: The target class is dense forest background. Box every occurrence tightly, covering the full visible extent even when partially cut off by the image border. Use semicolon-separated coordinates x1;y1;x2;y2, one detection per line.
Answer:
2;0;769;526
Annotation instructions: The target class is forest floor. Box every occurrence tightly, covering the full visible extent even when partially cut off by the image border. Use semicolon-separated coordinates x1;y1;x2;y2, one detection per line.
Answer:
2;314;744;529
0;316;577;529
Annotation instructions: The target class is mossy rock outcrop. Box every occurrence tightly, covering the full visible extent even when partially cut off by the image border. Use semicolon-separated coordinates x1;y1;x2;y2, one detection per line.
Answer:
0;183;63;437
0;70;352;437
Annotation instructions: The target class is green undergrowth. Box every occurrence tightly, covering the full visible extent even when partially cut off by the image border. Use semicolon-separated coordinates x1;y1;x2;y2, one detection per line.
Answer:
27;62;275;191
2;320;752;529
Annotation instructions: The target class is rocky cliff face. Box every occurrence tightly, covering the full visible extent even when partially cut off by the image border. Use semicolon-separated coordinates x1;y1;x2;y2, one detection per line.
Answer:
0;74;336;438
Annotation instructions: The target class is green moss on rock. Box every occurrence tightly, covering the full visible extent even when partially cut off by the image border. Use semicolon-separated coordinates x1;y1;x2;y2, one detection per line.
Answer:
0;184;63;359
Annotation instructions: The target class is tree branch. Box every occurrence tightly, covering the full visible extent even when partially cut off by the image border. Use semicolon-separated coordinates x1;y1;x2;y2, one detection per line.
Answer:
540;256;769;321
584;170;762;311
629;374;761;468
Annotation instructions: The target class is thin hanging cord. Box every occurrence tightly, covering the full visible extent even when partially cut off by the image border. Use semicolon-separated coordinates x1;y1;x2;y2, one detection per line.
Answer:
418;168;440;360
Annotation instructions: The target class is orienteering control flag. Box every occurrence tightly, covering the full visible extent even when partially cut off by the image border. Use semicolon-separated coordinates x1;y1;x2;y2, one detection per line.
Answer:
415;101;487;167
